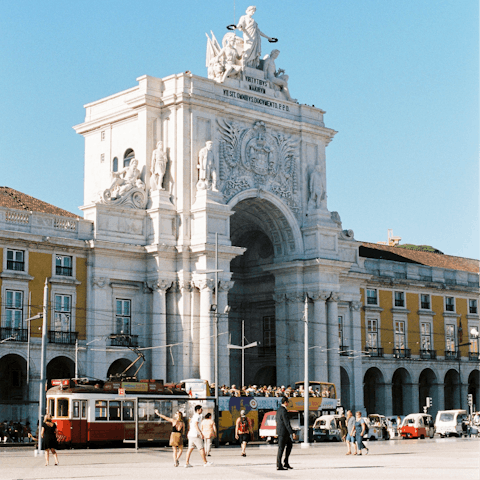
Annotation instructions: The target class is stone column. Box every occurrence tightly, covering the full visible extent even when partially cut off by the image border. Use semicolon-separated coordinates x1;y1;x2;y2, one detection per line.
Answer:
327;294;341;396
384;381;393;416
89;277;109;380
274;293;288;387
286;292;305;384
409;382;419;415
149;279;171;382
197;279;215;383
218;280;234;387
437;382;445;413
350;301;364;413
309;291;329;384
179;280;193;380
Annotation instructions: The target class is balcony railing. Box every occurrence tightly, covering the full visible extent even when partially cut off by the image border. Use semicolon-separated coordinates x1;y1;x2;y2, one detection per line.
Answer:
469;352;480;361
55;265;73;276
6;260;25;271
393;348;411;359
365;346;384;357
420;349;437;360
444;350;460;360
339;345;350;356
110;334;139;347
0;327;28;342
48;330;78;345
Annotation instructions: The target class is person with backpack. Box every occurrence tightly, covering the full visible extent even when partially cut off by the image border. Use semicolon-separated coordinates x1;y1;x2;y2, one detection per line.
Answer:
352;411;369;455
235;410;252;457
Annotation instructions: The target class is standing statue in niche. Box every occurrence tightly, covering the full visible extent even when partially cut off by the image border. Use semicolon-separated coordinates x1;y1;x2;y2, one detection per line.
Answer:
236;6;276;68
197;141;218;191
308;164;325;210
150;141;167;191
263;50;296;102
108;158;145;199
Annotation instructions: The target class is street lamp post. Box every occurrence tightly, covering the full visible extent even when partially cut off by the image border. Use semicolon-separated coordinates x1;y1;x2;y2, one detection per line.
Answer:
37;279;49;454
24;313;44;402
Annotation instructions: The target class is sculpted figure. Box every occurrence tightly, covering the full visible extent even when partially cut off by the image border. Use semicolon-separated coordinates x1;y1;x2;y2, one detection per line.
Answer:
109;158;145;198
308;165;325;209
236;6;275;68
263;50;296;102
215;33;242;83
197;141;218;191
150;141;167;190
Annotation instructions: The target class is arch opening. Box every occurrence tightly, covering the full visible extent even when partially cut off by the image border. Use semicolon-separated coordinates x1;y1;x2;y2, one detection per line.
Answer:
364;367;385;414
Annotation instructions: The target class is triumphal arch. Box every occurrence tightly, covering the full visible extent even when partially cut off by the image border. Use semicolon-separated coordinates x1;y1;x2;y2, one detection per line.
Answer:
74;7;365;408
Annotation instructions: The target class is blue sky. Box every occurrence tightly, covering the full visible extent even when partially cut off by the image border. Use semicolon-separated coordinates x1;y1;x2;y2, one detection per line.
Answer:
1;0;478;259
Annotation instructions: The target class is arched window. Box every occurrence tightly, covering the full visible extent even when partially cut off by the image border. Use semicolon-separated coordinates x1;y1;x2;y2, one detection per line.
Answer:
112;157;118;172
123;149;135;167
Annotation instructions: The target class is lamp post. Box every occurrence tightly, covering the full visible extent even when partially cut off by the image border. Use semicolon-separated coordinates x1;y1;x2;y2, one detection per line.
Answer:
24;313;43;402
37;279;49;454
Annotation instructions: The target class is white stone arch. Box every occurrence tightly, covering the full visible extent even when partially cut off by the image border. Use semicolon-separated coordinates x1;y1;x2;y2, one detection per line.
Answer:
228;189;304;259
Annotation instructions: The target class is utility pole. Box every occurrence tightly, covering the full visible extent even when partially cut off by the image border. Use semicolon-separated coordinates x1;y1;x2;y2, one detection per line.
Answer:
303;294;309;447
37;279;49;454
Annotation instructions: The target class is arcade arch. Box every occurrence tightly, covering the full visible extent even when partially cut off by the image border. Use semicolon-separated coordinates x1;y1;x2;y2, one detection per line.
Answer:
391;368;412;415
444;369;460;410
468;369;479;410
364;367;385;414
0;354;27;403
107;358;136;379
47;356;74;382
340;367;350;410
418;368;438;413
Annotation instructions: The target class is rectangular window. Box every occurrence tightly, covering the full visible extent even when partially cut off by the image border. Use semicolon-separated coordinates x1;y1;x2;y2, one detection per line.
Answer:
55;255;72;276
445;324;456;351
394;321;406;349
95;400;108;421
48;399;55;416
394;291;405;307
100;153;105;163
421;294;431;310
421;322;432;350
109;401;121;421
123;401;135;421
6;249;24;271
116;299;131;335
81;401;87;419
470;330;479;355
263;316;276;348
445;297;455;312
366;319;378;348
57;398;69;417
469;299;478;314
5;290;23;329
73;401;80;418
338;315;344;347
101;131;105;141
366;289;378;305
54;295;71;332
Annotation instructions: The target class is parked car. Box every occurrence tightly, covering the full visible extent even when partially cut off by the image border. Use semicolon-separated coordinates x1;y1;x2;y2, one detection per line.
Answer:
400;413;435;439
312;414;343;442
366;414;390;440
435;410;468;437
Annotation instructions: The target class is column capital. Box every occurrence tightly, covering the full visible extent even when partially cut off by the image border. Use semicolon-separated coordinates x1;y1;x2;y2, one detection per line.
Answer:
179;280;193;292
91;277;108;288
308;290;330;302
350;301;362;311
194;278;215;291
327;292;341;302
149;279;173;292
218;280;235;292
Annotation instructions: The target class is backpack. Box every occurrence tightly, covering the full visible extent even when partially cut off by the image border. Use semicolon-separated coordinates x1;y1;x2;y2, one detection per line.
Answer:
364;422;369;436
238;417;249;434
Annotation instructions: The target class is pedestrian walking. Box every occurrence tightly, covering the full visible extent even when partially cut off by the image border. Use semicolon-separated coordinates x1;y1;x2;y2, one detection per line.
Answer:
345;410;356;455
155;409;185;467
235;410;252;457
184;405;213;468
41;415;59;466
201;413;216;457
276;396;297;470
353;411;369;455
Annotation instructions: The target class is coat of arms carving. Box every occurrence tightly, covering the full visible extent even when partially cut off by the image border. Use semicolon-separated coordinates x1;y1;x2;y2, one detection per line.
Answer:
217;119;299;212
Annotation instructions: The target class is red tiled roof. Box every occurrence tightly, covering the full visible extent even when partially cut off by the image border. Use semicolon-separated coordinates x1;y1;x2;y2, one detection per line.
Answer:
0;187;79;219
360;242;479;274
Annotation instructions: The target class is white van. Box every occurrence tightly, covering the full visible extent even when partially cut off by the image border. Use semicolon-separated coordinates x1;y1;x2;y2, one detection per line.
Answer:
435;409;468;437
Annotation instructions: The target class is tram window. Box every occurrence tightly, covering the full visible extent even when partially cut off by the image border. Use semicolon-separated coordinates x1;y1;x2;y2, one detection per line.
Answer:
123;401;134;421
81;401;87;419
57;398;69;417
95;400;108;421
48;399;55;416
73;401;80;418
138;400;149;421
109;401;121;421
154;400;171;420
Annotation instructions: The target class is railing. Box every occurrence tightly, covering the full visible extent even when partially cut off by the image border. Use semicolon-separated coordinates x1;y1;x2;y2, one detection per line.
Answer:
110;334;139;347
55;265;73;276
0;328;28;342
6;260;25;271
48;331;78;345
365;346;384;357
444;350;459;360
393;348;411;359
469;352;480;361
420;349;437;360
339;345;350;356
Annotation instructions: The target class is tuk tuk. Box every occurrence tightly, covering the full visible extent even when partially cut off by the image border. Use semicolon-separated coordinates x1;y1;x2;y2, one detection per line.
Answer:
366;414;390;440
400;413;435;439
312;414;343;442
435;410;468;437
